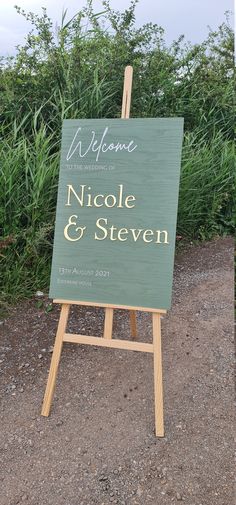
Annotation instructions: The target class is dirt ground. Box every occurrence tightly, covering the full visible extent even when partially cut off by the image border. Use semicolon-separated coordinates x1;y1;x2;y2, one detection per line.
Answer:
0;238;234;505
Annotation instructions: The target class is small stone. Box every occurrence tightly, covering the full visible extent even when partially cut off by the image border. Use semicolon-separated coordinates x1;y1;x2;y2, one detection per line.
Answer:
99;475;108;481
176;492;182;500
21;494;28;501
36;291;44;297
137;484;143;497
56;420;63;427
19;388;24;393
38;354;43;359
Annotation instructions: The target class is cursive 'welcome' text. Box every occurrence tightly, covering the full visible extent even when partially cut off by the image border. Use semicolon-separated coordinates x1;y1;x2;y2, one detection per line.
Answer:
66;126;138;162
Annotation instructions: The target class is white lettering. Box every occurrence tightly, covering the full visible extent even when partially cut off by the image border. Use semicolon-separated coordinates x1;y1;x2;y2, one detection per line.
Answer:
130;228;143;242
66;126;138;162
95;218;108;240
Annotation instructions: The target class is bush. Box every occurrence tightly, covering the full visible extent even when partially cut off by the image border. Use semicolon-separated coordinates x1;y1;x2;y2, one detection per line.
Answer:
0;1;234;301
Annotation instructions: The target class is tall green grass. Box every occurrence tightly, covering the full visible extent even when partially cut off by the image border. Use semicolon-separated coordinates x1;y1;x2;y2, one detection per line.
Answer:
178;129;234;239
1;120;59;302
0;3;234;303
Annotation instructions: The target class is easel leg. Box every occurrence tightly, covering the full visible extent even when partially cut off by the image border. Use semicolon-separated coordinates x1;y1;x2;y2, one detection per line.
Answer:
103;308;113;339
130;310;137;339
121;67;138;342
41;303;70;417
152;313;164;437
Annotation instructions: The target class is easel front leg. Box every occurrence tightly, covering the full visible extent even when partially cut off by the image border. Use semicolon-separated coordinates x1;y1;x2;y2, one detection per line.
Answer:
152;313;164;437
41;303;70;417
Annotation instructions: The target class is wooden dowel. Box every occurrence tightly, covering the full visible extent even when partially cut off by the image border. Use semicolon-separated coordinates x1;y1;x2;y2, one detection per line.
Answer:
41;303;70;417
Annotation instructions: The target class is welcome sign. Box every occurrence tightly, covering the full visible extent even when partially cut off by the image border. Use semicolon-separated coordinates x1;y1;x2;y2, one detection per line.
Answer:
49;118;184;310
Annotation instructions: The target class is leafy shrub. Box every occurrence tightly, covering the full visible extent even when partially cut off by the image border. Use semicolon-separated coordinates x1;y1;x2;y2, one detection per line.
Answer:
0;1;234;301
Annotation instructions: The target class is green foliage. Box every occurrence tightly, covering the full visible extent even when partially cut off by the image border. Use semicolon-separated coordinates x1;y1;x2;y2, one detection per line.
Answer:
0;1;234;302
178;130;234;238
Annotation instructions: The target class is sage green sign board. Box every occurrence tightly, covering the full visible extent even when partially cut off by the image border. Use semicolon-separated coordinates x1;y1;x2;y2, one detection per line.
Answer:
49;118;184;310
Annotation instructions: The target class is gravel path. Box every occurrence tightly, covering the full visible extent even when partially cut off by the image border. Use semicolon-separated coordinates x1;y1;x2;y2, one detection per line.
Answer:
0;237;234;505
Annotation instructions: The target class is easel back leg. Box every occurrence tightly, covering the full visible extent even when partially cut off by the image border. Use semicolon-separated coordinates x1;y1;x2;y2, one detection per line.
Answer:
103;307;113;339
130;311;137;339
153;313;164;437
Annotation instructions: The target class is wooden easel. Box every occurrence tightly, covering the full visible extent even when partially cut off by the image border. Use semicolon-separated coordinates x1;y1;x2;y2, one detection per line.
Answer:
41;66;166;437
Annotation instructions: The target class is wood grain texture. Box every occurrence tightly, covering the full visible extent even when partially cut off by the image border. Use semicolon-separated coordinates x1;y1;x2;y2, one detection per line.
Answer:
63;333;153;353
121;65;137;339
130;311;137;339
121;65;133;119
152;312;164;437
103;307;113;339
53;299;167;314
41;303;70;416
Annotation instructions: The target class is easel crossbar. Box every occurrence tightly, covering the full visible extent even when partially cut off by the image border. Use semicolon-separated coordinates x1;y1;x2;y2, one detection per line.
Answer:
63;333;154;353
54;299;167;314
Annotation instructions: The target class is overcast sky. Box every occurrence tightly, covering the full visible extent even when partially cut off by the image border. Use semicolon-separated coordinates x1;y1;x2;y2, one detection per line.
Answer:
0;0;233;56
